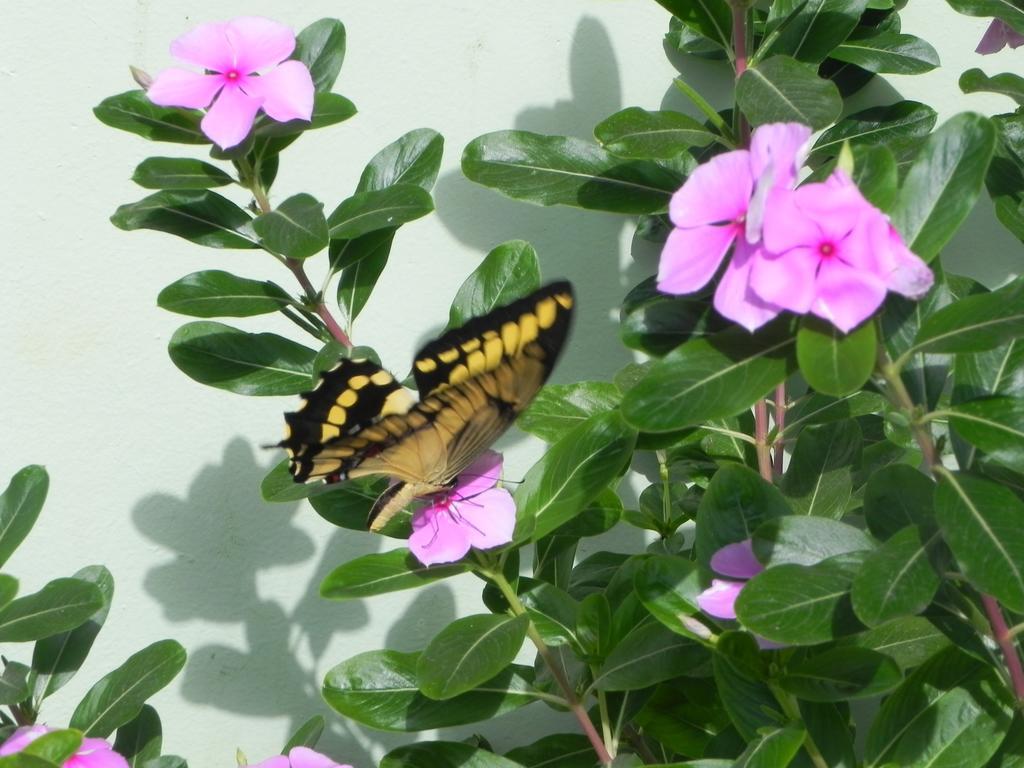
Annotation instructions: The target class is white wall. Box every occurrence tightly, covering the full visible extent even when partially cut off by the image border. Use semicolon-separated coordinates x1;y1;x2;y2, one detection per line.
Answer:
0;2;1018;765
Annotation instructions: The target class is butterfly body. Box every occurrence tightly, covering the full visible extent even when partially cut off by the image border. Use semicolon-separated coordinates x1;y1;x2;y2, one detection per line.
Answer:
279;281;574;531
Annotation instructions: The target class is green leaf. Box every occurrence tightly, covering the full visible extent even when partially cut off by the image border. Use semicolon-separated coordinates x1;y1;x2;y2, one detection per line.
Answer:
294;19;346;93
712;632;780;740
515;412;637;542
0;661;28;705
960;69;1024;106
0;465;48;568
517;580;579;649
447;240;541;327
168;321;316;396
357;128;444;193
830;32;939;74
308;477;390;531
157;271;292;318
594;107;714;160
736;555;863;645
653;0;732;51
796;318;876;397
865;647;1014;767
812;100;937;158
320;549;466;600
93;91;206;144
0;755;61;768
619;281;726;357
948;397;1024;474
780;419;861;519
842;616;951;671
592;623;708;691
863;464;935;540
851;524;941;627
131;157;232;189
911;277;1024;355
114;705;162;768
381;742;525;768
518;382;621;443
0;578;103;642
417;614;529;700
327;184;433;240
505;734;594;768
69;639;186;737
634;555;705;640
733;725;806;768
323;650;538;731
782;391;887;435
695;465;792;568
337;230;393;322
944;0;1024;32
462;130;679;214
890;113;996;263
253;92;356;138
736;56;842;129
935;471;1024;612
780;647;901;702
253;193;329;260
621;321;796;432
282;715;325;753
32;565;114;701
111;190;258;249
21;730;82;765
753;516;874;567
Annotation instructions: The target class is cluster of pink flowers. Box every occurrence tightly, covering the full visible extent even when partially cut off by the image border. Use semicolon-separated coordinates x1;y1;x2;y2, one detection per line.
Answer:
658;123;933;333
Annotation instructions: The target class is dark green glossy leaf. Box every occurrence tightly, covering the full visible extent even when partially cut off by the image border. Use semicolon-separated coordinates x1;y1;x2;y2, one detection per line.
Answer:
157;270;292;318
634;555;705;640
337;229;395;323
168;321;316;396
594;107;713;160
32;565;113;701
948;397;1024;474
308;477;394;533
132;157;232;189
592;623;708;692
960;69;1024;106
782;391;886;436
911;277;1024;354
381;742;524;768
357;129;444;193
796;318;876;397
327;184;433;240
111;190;258;249
621;322;796;432
253;92;356;138
323;650;539;731
848;143;899;211
0;662;28;705
865;647;1014;767
813;100;937;159
114;705;162;768
0;578;103;642
93;91;206;144
417;614;528;700
831;32;939;74
619;278;726;357
518;580;579;649
21;730;82;766
575;593;612;661
0;754;61;768
851;525;941;627
733;725;805;768
935;471;1024;612
282;715;324;753
320;549;465;600
780;420;861;519
842;616;951;671
736;56;842;129
294;19;346;93
0;465;48;568
753;516;873;567
515;412;637;542
505;734;594;768
462;130;679;214
712;632;780;740
518;382;621;443
70;639;186;737
945;0;1024;33
863;464;935;540
253;193;329;260
447;240;541;327
781;647;901;701
654;0;732;51
890;113;996;263
762;0;868;63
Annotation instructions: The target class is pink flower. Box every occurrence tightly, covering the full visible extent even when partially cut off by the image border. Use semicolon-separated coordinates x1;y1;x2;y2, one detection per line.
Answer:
658;123;812;331
250;746;353;768
0;725;128;768
147;17;314;149
696;539;763;620
755;172;933;332
408;451;515;566
976;19;1024;54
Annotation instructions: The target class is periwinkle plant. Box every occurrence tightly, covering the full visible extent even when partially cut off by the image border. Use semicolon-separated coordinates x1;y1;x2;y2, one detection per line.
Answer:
98;4;1024;767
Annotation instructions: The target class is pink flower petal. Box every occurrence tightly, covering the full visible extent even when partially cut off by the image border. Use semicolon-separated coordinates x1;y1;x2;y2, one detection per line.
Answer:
249;757;290;768
289;746;354;768
749;122;812;189
657;222;738;295
696;579;744;620
884;234;933;298
0;726;49;755
749;245;819;313
976;19;1024;54
66;742;129;768
201;86;263;149
243;60;314;123
711;539;763;579
225;17;296;73
761;187;824;254
811;259;888;332
669;150;753;228
452;487;516;550
147;68;224;109
713;241;784;332
169;21;232;72
409;504;473;565
455;451;502;499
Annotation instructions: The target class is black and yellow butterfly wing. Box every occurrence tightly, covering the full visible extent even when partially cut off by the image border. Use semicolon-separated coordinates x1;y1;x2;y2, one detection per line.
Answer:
279;280;574;531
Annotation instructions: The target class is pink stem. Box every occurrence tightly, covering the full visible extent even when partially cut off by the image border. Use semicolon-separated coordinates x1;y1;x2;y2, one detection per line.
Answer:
755;399;771;482
731;2;751;146
287;258;353;349
772;383;786;477
982;594;1024;702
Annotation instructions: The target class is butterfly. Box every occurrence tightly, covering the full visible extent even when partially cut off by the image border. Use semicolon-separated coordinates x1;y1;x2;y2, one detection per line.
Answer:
278;281;574;531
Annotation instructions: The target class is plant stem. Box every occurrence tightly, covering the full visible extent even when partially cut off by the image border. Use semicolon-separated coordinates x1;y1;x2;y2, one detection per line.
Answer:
755;399;772;482
768;683;829;768
875;346;937;470
983;594;1024;702
487;568;613;765
286;258;353;348
731;1;751;145
772;383;787;477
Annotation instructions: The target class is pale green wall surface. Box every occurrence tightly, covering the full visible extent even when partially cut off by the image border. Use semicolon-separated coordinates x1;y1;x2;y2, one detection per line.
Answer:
0;2;1019;765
